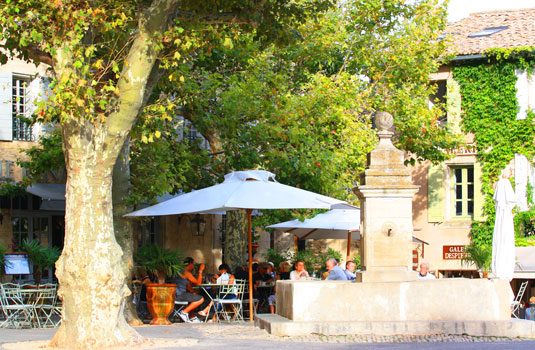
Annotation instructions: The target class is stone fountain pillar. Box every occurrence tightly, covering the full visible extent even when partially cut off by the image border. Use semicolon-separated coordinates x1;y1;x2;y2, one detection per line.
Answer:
354;112;419;283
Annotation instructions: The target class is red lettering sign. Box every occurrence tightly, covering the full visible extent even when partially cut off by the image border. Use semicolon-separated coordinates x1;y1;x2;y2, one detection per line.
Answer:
443;245;466;260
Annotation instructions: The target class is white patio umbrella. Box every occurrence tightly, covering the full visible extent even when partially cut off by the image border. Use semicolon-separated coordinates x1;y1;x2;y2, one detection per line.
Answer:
491;178;517;281
125;170;352;321
267;209;361;262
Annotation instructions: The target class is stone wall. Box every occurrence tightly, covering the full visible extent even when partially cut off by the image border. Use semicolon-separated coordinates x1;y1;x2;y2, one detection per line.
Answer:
276;279;511;322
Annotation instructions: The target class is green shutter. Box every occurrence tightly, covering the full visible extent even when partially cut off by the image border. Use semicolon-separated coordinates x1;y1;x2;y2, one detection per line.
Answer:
428;164;444;222
446;78;462;135
473;162;486;221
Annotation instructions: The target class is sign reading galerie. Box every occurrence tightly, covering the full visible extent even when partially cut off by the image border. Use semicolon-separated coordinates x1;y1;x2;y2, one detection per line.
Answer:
443;245;466;260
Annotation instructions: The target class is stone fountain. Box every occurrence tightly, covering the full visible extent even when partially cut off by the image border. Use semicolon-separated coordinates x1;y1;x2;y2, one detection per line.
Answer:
256;112;534;338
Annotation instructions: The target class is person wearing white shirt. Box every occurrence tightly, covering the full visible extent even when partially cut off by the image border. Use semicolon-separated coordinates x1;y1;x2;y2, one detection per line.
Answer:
290;260;310;280
418;262;436;280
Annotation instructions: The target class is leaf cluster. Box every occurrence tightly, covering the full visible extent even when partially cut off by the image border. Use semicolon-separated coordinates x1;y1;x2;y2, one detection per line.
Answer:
460;243;492;272
134;244;185;279
19;239;61;273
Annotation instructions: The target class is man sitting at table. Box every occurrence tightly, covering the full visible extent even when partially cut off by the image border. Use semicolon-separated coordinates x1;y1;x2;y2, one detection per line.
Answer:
290;260;310;280
325;258;348;281
171;257;204;323
344;261;357;282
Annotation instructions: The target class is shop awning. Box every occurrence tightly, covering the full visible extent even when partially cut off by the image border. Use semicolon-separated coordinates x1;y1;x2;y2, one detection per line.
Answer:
26;183;65;211
514;247;535;279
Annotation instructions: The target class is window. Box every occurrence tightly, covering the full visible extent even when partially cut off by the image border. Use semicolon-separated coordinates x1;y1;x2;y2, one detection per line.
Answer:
12;76;33;141
429;80;447;124
468;26;508;38
12;217;29;247
138;218;159;248
452;166;474;217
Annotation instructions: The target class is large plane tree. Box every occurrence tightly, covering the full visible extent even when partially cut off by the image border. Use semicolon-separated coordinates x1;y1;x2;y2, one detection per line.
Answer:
0;0;329;348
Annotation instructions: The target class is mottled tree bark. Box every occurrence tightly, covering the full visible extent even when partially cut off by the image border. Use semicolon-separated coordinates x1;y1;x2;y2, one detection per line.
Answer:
50;2;178;347
224;210;248;271
50;120;142;349
113;140;143;326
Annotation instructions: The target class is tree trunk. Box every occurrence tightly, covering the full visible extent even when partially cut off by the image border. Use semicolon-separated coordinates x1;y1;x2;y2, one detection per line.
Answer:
224;210;248;271
112;140;143;326
50;122;142;349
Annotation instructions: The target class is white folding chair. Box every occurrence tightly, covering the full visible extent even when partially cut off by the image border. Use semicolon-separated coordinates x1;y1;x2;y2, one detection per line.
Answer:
171;301;188;322
213;279;246;322
34;286;59;328
512;281;529;319
0;284;34;328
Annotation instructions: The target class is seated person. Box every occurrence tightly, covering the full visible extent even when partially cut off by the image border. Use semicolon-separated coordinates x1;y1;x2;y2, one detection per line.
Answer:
169;257;204;323
325;258;348;281
278;262;291;280
234;265;249;281
344;261;357;282
199;263;237;320
526;296;535;321
417;262;436;280
290;260;310;280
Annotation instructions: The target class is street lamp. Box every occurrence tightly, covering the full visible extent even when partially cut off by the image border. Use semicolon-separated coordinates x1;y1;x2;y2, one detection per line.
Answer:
189;214;206;236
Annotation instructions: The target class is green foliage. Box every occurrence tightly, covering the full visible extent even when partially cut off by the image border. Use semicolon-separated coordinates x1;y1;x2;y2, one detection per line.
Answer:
514;206;535;246
0;243;9;277
469;221;494;247
20;239;61;283
134;244;185;281
351;254;361;270
453;55;535;245
262;248;292;268
461;243;492;272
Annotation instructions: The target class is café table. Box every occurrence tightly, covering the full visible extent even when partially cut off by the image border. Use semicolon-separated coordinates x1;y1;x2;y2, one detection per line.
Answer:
194;283;220;322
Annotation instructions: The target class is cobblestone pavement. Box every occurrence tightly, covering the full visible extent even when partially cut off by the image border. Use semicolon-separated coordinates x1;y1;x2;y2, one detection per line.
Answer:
1;322;534;350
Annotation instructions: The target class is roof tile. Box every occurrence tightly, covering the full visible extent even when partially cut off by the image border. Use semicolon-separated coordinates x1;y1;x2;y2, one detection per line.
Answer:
445;8;535;56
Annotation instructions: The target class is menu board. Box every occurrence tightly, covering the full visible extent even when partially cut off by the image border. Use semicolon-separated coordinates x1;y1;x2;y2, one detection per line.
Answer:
4;253;31;275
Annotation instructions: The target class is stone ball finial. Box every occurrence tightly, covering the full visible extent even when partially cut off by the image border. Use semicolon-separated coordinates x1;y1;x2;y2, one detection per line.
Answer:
375;111;394;132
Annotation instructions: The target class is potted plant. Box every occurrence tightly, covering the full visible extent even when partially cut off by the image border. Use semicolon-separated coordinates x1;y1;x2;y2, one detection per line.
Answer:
461;243;492;278
134;244;184;325
20;239;61;285
0;243;8;280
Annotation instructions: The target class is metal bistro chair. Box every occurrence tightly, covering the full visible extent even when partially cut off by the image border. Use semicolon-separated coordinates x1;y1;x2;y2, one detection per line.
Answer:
512;281;529;319
213;279;246;322
0;284;34;328
34;286;59;328
241;282;259;320
171;300;188;322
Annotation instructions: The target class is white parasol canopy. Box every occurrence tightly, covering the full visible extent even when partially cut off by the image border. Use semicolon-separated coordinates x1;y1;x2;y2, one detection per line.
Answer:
125;170;352;217
267;209;360;240
267;209;360;262
125;170;352;321
491;178;517;281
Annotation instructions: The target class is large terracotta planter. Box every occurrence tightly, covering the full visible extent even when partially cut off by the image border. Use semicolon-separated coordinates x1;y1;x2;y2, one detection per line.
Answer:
146;283;176;325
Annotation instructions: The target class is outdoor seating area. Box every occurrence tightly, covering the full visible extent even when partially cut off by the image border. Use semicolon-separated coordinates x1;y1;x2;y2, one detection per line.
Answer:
0;283;61;329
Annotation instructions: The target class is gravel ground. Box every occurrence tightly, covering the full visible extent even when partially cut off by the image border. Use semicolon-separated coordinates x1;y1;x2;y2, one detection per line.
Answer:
1;322;534;350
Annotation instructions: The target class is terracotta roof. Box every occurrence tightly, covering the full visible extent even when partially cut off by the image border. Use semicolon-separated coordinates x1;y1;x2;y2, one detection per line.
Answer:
444;9;535;56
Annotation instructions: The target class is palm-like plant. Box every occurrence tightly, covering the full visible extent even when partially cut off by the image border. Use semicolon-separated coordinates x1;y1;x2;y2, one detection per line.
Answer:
134;244;185;284
0;243;9;277
461;243;492;277
20;239;61;285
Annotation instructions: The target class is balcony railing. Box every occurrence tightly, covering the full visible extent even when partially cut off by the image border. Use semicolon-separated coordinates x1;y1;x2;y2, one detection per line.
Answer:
13;117;34;141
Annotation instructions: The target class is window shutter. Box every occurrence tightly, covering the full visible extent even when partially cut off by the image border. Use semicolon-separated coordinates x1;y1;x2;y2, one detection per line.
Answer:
515;69;534;120
446;78;462;134
26;76;41;140
428;164;444;222
0;71;13;141
473;162;486;221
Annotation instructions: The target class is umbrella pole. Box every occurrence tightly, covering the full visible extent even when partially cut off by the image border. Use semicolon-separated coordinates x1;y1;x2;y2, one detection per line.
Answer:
247;209;254;322
347;231;351;263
